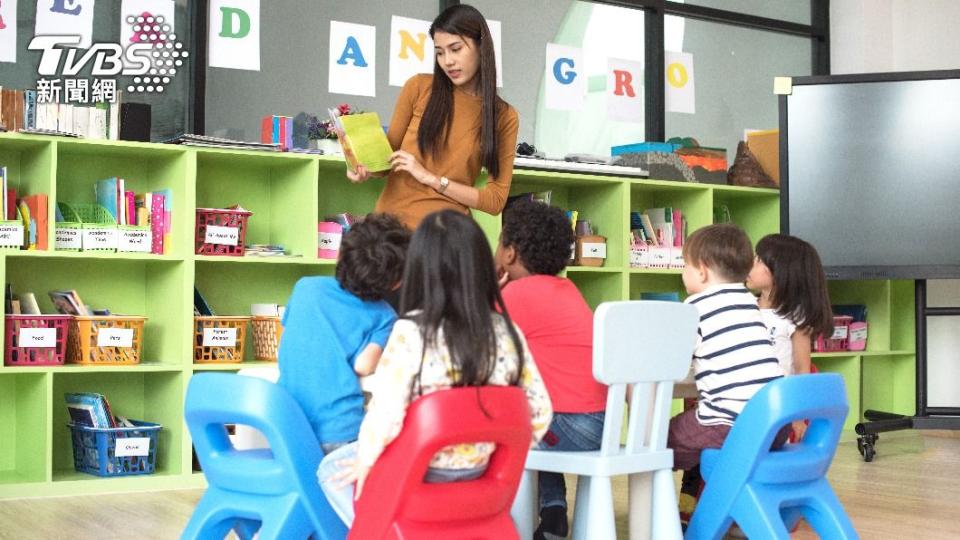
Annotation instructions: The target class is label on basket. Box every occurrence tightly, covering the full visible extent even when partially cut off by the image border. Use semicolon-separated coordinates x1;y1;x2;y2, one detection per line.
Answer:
18;327;57;347
97;328;134;348
203;327;238;347
830;326;848;340
115;437;151;457
0;223;24;247
56;227;82;249
318;231;342;252
849;325;868;342
205;225;240;246
83;228;118;249
118;229;153;253
580;242;607;259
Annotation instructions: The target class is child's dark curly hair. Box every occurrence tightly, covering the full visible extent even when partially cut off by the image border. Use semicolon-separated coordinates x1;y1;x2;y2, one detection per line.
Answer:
501;199;574;276
336;213;411;301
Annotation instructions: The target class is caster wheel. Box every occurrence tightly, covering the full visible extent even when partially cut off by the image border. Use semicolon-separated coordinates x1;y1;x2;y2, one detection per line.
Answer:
862;443;875;462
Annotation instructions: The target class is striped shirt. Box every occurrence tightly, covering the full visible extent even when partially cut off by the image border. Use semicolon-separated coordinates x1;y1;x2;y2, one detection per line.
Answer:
685;284;783;426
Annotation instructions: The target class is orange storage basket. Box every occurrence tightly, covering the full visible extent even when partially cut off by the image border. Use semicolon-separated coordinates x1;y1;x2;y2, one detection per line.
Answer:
68;316;147;365
194;316;249;363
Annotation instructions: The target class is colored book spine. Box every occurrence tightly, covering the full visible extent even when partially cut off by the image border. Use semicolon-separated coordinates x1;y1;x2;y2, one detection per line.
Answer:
150;193;165;254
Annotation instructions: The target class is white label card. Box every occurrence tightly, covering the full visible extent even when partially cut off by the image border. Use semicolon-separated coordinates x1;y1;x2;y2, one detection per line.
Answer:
0;224;23;246
203;327;237;347
56;227;82;249
849;326;868;341
831;326;849;340
318;231;342;251
205;225;239;246
19;327;57;347
97;328;134;348
115;437;151;457
83;228;118;249
580;243;607;259
119;229;153;252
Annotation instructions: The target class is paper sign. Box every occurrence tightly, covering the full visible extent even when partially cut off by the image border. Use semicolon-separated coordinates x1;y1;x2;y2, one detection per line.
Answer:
204;225;239;246
389;16;433;87
830;326;848;340
97;328;134;348
120;0;175;47
19;328;57;348
669;248;686;269
648;246;671;268
208;0;260;71
318;231;341;251
119;228;152;252
56;227;82;249
487;19;503;88
607;57;643;123
0;223;23;246
580;242;607;259
0;0;17;63
35;0;95;49
83;227;118;249
329;21;376;97
115;437;151;457
545;44;585;111
203;327;237;347
850;326;868;342
665;51;695;114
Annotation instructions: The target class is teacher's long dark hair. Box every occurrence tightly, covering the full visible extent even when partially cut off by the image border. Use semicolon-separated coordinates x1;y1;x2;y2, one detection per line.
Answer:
419;4;504;179
400;210;524;393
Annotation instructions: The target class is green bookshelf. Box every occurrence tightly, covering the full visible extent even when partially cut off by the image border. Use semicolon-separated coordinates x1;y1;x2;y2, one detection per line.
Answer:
0;132;914;499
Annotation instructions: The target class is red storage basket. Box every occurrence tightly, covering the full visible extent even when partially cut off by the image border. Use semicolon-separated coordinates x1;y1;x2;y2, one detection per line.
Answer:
814;315;854;352
4;315;73;366
195;208;253;256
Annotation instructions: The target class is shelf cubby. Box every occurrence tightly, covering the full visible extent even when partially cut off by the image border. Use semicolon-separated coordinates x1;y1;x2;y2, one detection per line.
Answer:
195;149;318;259
50;371;184;482
710;185;780;244
0;373;50;488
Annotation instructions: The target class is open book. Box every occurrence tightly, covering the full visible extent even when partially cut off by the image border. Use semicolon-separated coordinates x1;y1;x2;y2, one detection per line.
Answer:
328;109;393;174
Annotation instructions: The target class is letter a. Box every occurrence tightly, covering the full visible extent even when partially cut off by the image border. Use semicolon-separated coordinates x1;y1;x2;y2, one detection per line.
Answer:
337;36;368;67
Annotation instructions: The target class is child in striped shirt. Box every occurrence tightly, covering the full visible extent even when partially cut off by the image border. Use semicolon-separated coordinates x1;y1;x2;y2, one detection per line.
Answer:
671;224;789;529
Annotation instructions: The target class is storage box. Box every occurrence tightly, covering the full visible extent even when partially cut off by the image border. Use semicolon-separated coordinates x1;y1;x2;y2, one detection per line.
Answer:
56;203;118;252
4;315;72;366
574;235;606;267
848;322;868;351
68;420;160;477
67;316;147;365
317;221;342;259
117;225;152;253
195;208;253;256
814;315;854;352
194;316;250;363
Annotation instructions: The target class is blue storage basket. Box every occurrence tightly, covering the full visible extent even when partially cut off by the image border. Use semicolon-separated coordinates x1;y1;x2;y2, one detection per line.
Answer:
68;420;161;477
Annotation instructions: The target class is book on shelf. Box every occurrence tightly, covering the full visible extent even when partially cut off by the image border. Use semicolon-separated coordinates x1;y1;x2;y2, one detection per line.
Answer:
164;133;281;151
18;292;41;315
194;287;215;317
49;289;90;316
328;109;393;174
65;393;116;429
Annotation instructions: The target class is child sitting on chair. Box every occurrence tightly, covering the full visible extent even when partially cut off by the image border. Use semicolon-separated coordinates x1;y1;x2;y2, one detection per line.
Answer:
672;224;789;529
318;210;553;527
278;213;410;455
495;198;605;540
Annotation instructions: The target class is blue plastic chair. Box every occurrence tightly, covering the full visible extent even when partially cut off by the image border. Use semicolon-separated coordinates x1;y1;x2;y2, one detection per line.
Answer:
181;372;347;540
686;373;858;540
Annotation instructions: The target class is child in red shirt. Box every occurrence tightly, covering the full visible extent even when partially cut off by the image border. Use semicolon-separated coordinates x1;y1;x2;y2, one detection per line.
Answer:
495;199;607;540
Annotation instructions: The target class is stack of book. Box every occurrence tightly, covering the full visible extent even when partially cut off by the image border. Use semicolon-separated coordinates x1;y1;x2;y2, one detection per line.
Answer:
164;134;281;152
244;244;292;257
93;177;172;255
630;208;687;269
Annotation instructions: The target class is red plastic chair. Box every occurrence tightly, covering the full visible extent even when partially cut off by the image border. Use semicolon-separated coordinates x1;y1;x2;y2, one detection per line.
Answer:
348;386;532;540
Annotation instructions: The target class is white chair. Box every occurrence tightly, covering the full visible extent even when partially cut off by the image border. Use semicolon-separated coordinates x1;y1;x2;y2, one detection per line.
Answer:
511;300;699;540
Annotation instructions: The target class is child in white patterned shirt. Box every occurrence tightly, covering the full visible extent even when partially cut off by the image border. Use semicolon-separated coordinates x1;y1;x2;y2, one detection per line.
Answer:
318;210;553;528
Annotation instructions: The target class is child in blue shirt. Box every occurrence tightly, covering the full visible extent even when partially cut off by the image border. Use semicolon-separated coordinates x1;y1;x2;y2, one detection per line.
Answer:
278;213;411;454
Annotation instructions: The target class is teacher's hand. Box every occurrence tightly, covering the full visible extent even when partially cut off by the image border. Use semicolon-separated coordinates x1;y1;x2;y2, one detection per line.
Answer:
390;150;434;186
346;164;372;184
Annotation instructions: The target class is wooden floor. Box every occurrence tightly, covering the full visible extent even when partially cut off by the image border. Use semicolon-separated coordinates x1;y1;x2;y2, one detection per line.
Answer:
2;430;958;539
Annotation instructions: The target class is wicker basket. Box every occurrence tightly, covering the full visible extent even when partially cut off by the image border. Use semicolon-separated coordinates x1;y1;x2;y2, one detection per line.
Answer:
194;316;250;363
68;316;147;365
250;316;283;361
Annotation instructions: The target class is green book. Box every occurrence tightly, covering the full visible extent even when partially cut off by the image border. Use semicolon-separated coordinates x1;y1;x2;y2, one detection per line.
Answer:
331;110;393;173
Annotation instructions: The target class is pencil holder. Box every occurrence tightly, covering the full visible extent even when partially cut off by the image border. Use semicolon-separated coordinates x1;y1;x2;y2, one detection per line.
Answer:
4;315;73;366
194;316;250;363
195;208;253;256
67;316;147;365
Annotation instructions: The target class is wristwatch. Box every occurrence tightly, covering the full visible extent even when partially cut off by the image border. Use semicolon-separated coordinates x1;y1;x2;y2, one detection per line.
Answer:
437;176;450;194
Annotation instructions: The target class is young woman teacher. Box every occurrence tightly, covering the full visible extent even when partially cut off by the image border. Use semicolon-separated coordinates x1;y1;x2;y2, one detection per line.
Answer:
347;4;520;230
